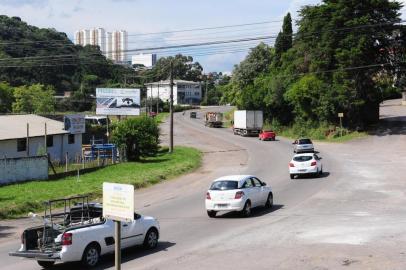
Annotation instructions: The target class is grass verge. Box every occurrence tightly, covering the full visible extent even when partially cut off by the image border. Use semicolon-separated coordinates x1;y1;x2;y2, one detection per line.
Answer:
155;112;169;124
268;124;368;143
0;146;201;219
222;107;235;128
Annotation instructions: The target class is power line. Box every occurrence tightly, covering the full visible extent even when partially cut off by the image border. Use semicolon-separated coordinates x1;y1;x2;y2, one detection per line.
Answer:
0;20;403;69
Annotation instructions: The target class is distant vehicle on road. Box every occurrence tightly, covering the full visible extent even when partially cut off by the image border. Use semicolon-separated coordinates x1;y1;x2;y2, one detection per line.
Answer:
289;153;323;179
9;196;160;268
293;138;314;153
205;175;273;218
259;130;276;141
233;110;263;136
190;111;197;118
149;112;157;118
85;115;109;126
204;112;223;128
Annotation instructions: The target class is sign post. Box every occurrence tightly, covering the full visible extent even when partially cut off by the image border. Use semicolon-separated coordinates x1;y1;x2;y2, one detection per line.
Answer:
103;182;134;270
338;113;344;137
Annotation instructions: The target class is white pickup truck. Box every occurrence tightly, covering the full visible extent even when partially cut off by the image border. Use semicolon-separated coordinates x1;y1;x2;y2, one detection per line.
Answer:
9;197;160;268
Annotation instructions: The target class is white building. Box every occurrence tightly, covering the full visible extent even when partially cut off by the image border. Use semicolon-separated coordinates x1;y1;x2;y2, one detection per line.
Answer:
74;28;128;62
105;32;113;60
0;115;83;162
131;53;157;68
145;80;202;105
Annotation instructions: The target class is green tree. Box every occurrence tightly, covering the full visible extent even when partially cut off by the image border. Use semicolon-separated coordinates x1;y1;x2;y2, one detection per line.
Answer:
294;0;401;126
275;13;293;58
147;54;203;82
0;82;14;113
111;117;159;161
0;15;134;100
12;84;55;113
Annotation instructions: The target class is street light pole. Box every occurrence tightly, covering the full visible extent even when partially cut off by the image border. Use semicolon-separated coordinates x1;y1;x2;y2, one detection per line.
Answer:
169;61;174;153
157;82;160;113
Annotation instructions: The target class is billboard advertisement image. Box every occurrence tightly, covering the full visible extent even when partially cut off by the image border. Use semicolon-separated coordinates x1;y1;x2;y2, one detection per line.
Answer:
96;88;141;116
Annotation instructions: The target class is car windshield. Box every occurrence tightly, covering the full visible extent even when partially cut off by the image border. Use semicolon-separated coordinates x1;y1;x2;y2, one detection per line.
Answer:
293;156;313;162
298;139;312;144
210;181;238;190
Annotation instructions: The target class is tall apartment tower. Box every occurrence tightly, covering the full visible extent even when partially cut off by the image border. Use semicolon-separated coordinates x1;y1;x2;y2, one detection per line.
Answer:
112;30;128;62
74;28;127;63
105;32;113;60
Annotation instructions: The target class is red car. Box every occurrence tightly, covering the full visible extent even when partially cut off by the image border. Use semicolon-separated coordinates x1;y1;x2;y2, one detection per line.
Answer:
259;130;276;141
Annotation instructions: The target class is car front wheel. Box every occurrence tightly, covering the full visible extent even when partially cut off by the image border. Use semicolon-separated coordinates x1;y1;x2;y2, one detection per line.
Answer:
265;193;273;209
144;228;159;249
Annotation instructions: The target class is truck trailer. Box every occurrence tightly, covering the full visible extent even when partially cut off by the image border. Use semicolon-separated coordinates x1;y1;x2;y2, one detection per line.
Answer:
233;110;263;136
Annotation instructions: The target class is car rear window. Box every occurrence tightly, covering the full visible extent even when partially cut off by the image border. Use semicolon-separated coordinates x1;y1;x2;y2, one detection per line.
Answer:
210;181;238;190
298;139;312;144
293;156;313;162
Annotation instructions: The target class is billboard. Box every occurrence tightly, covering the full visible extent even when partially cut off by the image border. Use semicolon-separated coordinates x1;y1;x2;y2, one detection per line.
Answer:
96;88;141;116
64;114;85;134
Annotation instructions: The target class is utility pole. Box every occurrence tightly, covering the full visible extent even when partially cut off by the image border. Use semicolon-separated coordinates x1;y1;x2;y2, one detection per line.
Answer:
205;77;208;104
150;85;153;113
157;82;160;113
169;61;174;153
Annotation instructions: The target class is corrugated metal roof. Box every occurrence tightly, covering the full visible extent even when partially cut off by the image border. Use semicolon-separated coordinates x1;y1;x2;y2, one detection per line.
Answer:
0;114;69;141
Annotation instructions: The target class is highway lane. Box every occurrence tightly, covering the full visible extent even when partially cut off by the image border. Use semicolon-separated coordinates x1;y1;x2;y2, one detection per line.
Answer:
0;107;346;270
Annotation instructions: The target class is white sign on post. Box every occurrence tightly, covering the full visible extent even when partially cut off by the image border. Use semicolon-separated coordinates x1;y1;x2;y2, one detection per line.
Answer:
103;182;134;222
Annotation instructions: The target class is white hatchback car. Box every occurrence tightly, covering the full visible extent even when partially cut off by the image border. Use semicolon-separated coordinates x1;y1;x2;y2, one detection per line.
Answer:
205;175;273;218
289;153;323;179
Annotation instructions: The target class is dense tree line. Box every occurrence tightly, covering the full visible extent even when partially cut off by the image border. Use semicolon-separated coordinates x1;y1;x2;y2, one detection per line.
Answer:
0;15;134;111
222;0;406;129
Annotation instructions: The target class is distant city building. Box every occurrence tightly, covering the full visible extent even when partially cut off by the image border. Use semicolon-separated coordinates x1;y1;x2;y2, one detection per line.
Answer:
112;30;128;62
74;28;128;63
145;80;202;105
131;53;157;68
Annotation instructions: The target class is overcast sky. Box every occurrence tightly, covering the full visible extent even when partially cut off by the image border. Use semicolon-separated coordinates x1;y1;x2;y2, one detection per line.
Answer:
0;0;405;73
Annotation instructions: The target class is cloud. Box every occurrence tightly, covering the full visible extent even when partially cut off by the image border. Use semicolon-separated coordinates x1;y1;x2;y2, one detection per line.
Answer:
0;0;48;8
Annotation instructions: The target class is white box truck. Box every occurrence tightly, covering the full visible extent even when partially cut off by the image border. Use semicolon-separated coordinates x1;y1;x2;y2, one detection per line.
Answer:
233;110;263;136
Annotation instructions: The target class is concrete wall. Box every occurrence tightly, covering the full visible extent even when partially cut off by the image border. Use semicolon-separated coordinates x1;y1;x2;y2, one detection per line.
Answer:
0;156;48;184
0;133;82;162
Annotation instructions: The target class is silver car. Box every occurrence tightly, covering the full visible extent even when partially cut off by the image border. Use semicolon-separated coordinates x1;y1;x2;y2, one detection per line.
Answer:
293;138;314;153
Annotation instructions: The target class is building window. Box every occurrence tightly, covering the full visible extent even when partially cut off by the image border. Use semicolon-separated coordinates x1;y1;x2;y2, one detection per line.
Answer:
195;92;199;96
17;138;26;152
46;135;53;147
68;134;75;144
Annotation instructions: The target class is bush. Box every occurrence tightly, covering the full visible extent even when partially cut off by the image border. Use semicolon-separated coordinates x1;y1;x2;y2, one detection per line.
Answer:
111;117;159;161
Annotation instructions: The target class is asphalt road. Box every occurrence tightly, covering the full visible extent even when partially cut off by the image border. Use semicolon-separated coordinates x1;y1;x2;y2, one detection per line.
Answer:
1;104;406;270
